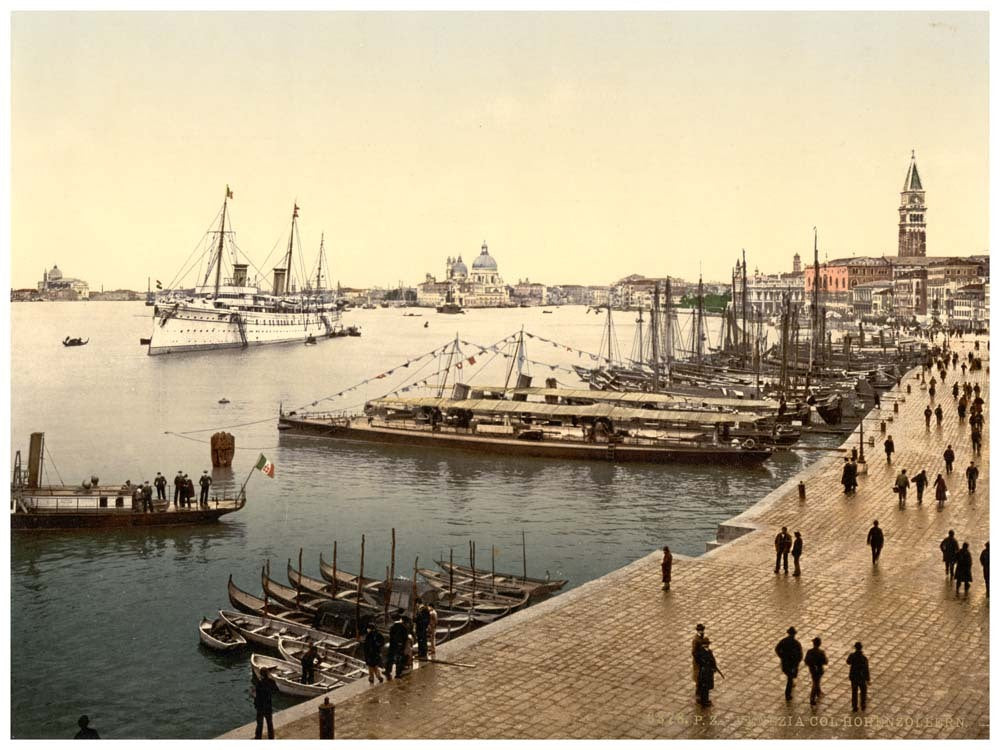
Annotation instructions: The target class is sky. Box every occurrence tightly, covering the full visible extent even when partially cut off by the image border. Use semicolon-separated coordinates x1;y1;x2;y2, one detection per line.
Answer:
10;11;989;290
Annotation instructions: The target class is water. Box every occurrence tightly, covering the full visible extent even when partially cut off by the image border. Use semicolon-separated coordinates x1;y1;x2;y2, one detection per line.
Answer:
10;302;839;738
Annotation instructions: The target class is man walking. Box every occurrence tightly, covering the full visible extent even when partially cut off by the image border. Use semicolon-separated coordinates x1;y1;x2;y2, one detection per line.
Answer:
912;469;928;505
154;472;167;501
385;615;409;680
775;627;803;701
981;543;989;598
791;532;803;577
883;435;895;465
846;642;870;712
695;640;721;708
199;470;212;506
774;527;792;575
924;405;932;428
894;469;910;509
941;531;959;579
804;637;827;707
955;542;973;597
970;428;982;457
692;624;708;691
934;404;944;426
867;520;884;564
966;462;979;493
943;445;956;474
253;666;278;739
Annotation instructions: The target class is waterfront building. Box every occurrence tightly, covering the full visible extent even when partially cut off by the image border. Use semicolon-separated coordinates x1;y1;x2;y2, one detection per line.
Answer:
804;257;892;315
417;242;510;308
898;150;927;258
738;268;805;318
952;283;987;331
851;281;894;320
37;264;89;299
511;279;548;306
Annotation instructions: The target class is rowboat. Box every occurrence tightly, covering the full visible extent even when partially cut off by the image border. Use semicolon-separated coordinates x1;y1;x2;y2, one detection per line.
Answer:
434;559;568;599
277;637;369;682
250;653;346;699
198;616;247;652
217;610;357;655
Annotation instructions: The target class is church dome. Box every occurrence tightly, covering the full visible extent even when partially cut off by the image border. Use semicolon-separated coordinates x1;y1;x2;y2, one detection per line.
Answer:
48;265;63;281
451;256;468;276
472;242;497;272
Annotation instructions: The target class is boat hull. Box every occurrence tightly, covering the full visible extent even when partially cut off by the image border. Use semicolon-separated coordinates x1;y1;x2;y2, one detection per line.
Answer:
10;506;239;530
277;416;772;465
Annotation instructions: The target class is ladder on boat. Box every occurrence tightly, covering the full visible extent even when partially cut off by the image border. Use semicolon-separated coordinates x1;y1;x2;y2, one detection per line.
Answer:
320;314;334;336
232;313;248;348
10;450;30;513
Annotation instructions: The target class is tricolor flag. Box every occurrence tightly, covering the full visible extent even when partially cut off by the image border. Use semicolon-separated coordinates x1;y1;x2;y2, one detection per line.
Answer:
293;203;300;218
255;454;275;478
226;185;234;199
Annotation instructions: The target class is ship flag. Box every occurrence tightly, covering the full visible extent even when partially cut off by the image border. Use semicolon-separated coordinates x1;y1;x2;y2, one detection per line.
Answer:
254;454;275;478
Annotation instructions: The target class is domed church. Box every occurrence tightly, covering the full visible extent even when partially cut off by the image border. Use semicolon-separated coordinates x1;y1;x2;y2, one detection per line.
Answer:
420;241;510;308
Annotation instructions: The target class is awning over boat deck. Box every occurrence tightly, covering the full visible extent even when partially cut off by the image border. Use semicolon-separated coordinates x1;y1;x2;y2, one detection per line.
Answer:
470;385;778;411
365;396;766;426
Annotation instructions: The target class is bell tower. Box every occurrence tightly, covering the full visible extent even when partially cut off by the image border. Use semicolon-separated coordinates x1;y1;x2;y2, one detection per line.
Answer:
898;150;926;257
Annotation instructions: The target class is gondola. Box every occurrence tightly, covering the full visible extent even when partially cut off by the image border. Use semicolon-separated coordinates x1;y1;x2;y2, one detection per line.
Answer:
434;560;569;599
227;574;314;626
198;616;247;652
62;337;88;347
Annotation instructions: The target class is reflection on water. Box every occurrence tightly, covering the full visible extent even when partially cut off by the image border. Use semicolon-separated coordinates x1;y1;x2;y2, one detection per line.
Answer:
11;303;839;738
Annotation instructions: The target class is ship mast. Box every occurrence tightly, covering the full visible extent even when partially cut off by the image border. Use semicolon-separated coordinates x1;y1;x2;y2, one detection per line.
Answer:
315;233;325;292
284;203;299;295
212;186;231;297
807;227;818;392
651;282;660;391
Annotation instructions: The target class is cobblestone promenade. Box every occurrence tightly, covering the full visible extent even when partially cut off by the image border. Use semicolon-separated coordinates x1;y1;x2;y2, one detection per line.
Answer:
224;338;989;740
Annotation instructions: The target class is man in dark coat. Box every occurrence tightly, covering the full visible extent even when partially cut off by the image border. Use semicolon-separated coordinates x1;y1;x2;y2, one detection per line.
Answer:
414;598;431;660
934;473;948;508
943;445;956;474
970;429;982;457
791;532;803;577
866;520;884;564
841;458;853;494
883;436;895;464
661;546;673;591
981;543;990;598
966;462;979;493
695;640;720;708
955;542;973;596
912;470;928;505
300;643;319;684
940;531;960;579
804;637;827;706
74;715;100;739
154;472;167;501
362;621;385;684
199;470;212;506
775;627;803;701
173;470;184;505
185;475;196;507
141;481;153;512
923;405;932;428
691;624;708;690
385;615;409;680
894;470;909;509
774;527;792;575
934;404;943;426
253;667;278;739
846;642;870;712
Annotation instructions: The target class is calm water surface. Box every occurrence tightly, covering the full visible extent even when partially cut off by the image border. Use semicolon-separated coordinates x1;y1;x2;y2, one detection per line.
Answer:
10;302;838;738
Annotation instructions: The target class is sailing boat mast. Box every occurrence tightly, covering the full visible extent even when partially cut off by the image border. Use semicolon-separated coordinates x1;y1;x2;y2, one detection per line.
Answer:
696;275;705;365
315;233;325;292
741;249;749;366
807;227;819;391
606;300;613;366
283;203;299;295
212;187;231;297
651;282;660;390
664;278;673;379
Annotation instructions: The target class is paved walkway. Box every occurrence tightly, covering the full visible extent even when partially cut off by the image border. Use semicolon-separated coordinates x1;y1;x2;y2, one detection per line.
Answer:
223;338;989;739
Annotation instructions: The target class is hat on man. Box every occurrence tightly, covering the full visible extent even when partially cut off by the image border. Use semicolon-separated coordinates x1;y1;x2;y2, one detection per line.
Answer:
696;624;705;631
78;716;90;729
787;626;797;635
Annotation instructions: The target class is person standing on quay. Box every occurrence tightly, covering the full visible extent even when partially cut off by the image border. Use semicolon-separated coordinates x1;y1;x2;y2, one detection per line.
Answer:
913;470;928;505
385;615;409;680
966;462;979;493
695;640;721;708
943;445;956;474
804;637;827;707
774;527;792;575
846;642;870;712
940;531;959;578
841;458;857;495
185;474;196;508
362;621;384;685
661;546;673;591
883;436;895;465
415;598;431;660
154;472;167;502
791;532;803;576
867;521;884;564
981;543;989;598
426;601;438;659
924;405;933;429
894;470;910;510
253;666;278;739
775;627;803;701
692;624;708;690
955;542;974;597
934;404;944;427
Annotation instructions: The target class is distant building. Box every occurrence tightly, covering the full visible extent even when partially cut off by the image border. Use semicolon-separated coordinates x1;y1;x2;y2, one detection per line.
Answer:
804;257;892;315
417;242;510;308
952;283;987;331
739;270;805;317
37;265;89;299
851;280;894;320
898;151;927;258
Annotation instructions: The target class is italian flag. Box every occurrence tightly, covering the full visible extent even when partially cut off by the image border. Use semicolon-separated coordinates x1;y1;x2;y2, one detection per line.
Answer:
255;454;275;478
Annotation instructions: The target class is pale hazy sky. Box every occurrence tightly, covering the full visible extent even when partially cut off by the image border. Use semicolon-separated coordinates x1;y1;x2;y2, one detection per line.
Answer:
10;11;989;290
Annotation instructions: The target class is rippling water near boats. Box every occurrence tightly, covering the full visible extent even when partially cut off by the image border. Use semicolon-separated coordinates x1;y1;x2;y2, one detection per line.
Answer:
10;302;841;738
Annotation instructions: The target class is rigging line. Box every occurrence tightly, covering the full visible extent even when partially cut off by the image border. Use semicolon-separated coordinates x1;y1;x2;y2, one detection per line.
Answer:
168;207;228;289
43;444;66;487
165;432;282;451
172;415;277;435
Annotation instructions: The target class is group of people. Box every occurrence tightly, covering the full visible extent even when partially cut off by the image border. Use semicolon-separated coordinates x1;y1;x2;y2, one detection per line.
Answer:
773;527;804;576
360;599;440;685
120;470;214;511
173;469;213;508
939;532;989;597
691;624;872;713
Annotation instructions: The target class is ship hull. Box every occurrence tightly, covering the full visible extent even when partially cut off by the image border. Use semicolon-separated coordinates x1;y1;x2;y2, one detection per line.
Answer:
10;507;239;530
278;416;772;465
148;302;338;356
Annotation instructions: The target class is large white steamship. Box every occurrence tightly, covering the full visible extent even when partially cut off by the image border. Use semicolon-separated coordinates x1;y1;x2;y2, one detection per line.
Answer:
147;189;343;355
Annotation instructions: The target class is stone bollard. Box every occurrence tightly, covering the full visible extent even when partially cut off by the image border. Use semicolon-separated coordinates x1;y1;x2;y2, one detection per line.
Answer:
893;402;899;413
798;482;806;501
318;697;335;739
880;420;886;433
907;384;912;394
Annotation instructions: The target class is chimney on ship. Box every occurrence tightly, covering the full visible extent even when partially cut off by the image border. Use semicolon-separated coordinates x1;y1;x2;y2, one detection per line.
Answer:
272;268;287;296
27;432;44;488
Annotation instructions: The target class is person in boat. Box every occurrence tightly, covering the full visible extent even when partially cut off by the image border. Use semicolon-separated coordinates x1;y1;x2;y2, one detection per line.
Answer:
174;470;184;506
74;714;100;739
385;615;409;680
362;621;385;684
154;472;167;501
142;481;153;512
131;483;143;512
300;643;320;685
185;474;196;508
414;598;431;661
199;470;212;506
661;546;673;591
253;667;278;739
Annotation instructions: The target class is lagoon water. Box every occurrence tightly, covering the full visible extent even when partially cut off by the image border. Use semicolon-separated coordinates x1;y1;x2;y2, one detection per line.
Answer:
10;302;839;738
